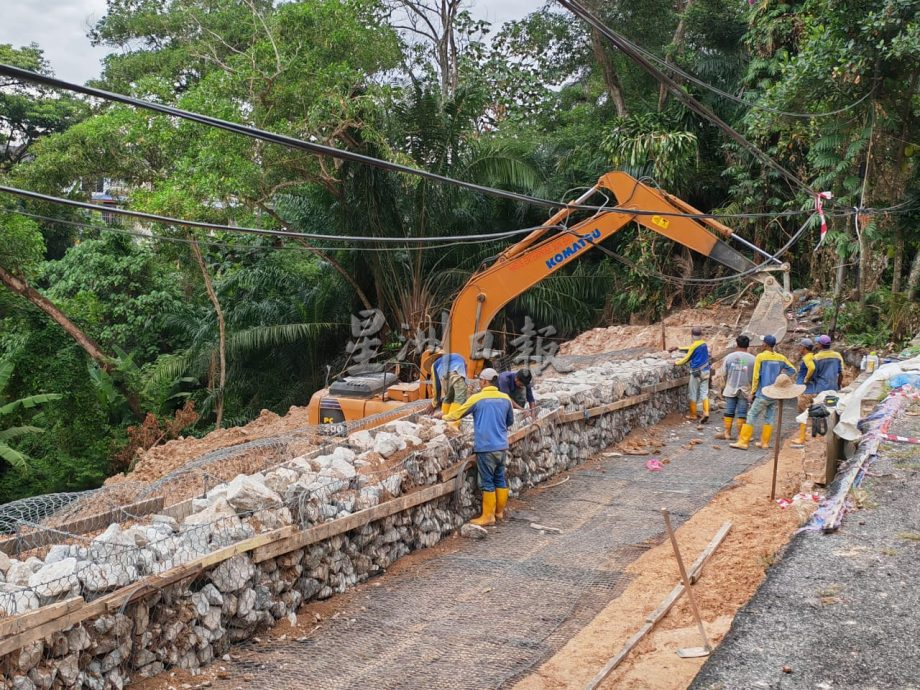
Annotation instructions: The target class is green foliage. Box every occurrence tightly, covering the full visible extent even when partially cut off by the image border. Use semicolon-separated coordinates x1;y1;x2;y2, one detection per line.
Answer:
0;44;88;172
603;113;699;191
836;288;920;347
1;0;918;504
0;360;62;475
0;210;45;276
42;232;189;360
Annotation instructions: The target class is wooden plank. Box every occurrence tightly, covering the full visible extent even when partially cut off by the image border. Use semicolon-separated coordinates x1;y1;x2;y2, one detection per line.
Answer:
0;598;108;657
583;521;731;690
687;521;732;584
0;496;165;556
562;393;654;423
442;377;688;480
439;457;475;483
254;481;456;563
0;526;298;655
162;498;196;523
558;377;688;425
0;597;83;639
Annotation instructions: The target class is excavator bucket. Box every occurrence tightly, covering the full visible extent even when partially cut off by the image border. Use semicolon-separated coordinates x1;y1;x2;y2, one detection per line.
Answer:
743;274;792;344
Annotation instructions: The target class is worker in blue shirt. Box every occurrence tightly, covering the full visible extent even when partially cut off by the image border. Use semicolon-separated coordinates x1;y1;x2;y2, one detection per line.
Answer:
445;368;515;526
812;335;845;392
674;326;711;423
497;368;536;419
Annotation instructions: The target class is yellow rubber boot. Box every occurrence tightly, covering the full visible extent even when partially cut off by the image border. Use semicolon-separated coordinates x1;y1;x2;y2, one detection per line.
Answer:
701;398;711;423
715;417;733;440
730;424;754;450
471;491;496;526
495;487;509;520
734;418;745;436
686;401;698;420
757;424;773;449
791;423;807;448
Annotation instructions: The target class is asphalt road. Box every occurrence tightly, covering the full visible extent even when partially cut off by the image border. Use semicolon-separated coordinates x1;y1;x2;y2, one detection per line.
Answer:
692;400;920;690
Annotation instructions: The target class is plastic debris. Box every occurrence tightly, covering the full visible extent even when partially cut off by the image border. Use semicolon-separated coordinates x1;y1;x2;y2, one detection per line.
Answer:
645;459;663;472
775;493;821;509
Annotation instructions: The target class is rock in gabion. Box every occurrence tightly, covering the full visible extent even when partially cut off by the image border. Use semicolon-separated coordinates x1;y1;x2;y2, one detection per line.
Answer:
0;355;685;686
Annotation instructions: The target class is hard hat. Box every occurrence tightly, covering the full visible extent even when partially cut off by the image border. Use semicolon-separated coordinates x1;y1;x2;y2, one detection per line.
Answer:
763;334;777;347
817;335;832;346
479;367;499;382
516;368;533;386
800;338;814;349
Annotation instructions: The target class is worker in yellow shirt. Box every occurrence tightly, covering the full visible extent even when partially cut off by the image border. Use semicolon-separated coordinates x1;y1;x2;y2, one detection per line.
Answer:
731;335;796;450
791;338;817;448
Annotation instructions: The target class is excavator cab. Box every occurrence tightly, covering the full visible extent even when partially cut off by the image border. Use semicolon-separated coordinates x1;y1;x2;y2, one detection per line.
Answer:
306;369;430;426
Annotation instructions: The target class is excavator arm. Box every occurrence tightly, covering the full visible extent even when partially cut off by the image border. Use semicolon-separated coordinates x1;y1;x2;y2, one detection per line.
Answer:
423;172;791;380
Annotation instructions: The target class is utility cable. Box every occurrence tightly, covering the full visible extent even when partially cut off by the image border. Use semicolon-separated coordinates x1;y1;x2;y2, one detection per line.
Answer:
1;208;515;254
0;63;610;215
557;0;819;199
612;26;875;119
0;183;557;244
562;212;814;285
0;63;821;220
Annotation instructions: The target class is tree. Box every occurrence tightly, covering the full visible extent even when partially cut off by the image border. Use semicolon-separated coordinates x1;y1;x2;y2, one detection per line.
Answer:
727;0;920;326
0;44;87;172
0;210;144;417
385;0;477;99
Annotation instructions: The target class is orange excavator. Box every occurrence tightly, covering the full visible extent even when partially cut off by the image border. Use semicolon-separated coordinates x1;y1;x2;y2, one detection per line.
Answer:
307;171;791;425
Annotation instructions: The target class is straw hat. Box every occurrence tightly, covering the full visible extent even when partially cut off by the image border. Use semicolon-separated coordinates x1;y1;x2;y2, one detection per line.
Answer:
762;373;805;400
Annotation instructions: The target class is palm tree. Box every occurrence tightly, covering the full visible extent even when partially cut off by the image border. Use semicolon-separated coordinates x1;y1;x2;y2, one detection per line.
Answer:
0;361;62;473
146;251;347;425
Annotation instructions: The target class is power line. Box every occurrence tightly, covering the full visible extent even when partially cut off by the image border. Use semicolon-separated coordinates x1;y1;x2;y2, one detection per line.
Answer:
572;212;814;286
0;184;554;244
0;63;821;220
618;30;875;119
557;0;819;199
2;208;516;253
0;63;598;214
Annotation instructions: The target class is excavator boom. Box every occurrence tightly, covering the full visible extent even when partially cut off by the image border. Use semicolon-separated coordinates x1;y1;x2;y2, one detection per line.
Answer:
426;172;791;380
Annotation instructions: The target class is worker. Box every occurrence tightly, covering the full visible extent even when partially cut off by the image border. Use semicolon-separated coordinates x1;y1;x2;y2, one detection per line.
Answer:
674;326;711;423
813;334;845;392
715;335;755;440
731;335;795;450
497;368;536;419
445;367;515;526
431;355;469;428
430;354;468;419
791;338;817;448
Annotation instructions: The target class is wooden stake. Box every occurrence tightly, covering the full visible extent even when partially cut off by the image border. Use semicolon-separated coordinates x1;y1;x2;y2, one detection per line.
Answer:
583;521;731;690
770;400;784;501
662;508;711;654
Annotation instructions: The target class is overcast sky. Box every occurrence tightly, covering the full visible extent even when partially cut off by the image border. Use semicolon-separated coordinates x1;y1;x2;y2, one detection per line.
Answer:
0;0;541;84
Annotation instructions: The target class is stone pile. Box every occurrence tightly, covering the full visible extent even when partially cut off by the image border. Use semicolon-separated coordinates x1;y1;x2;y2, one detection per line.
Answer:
0;355;684;689
0;417;456;619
